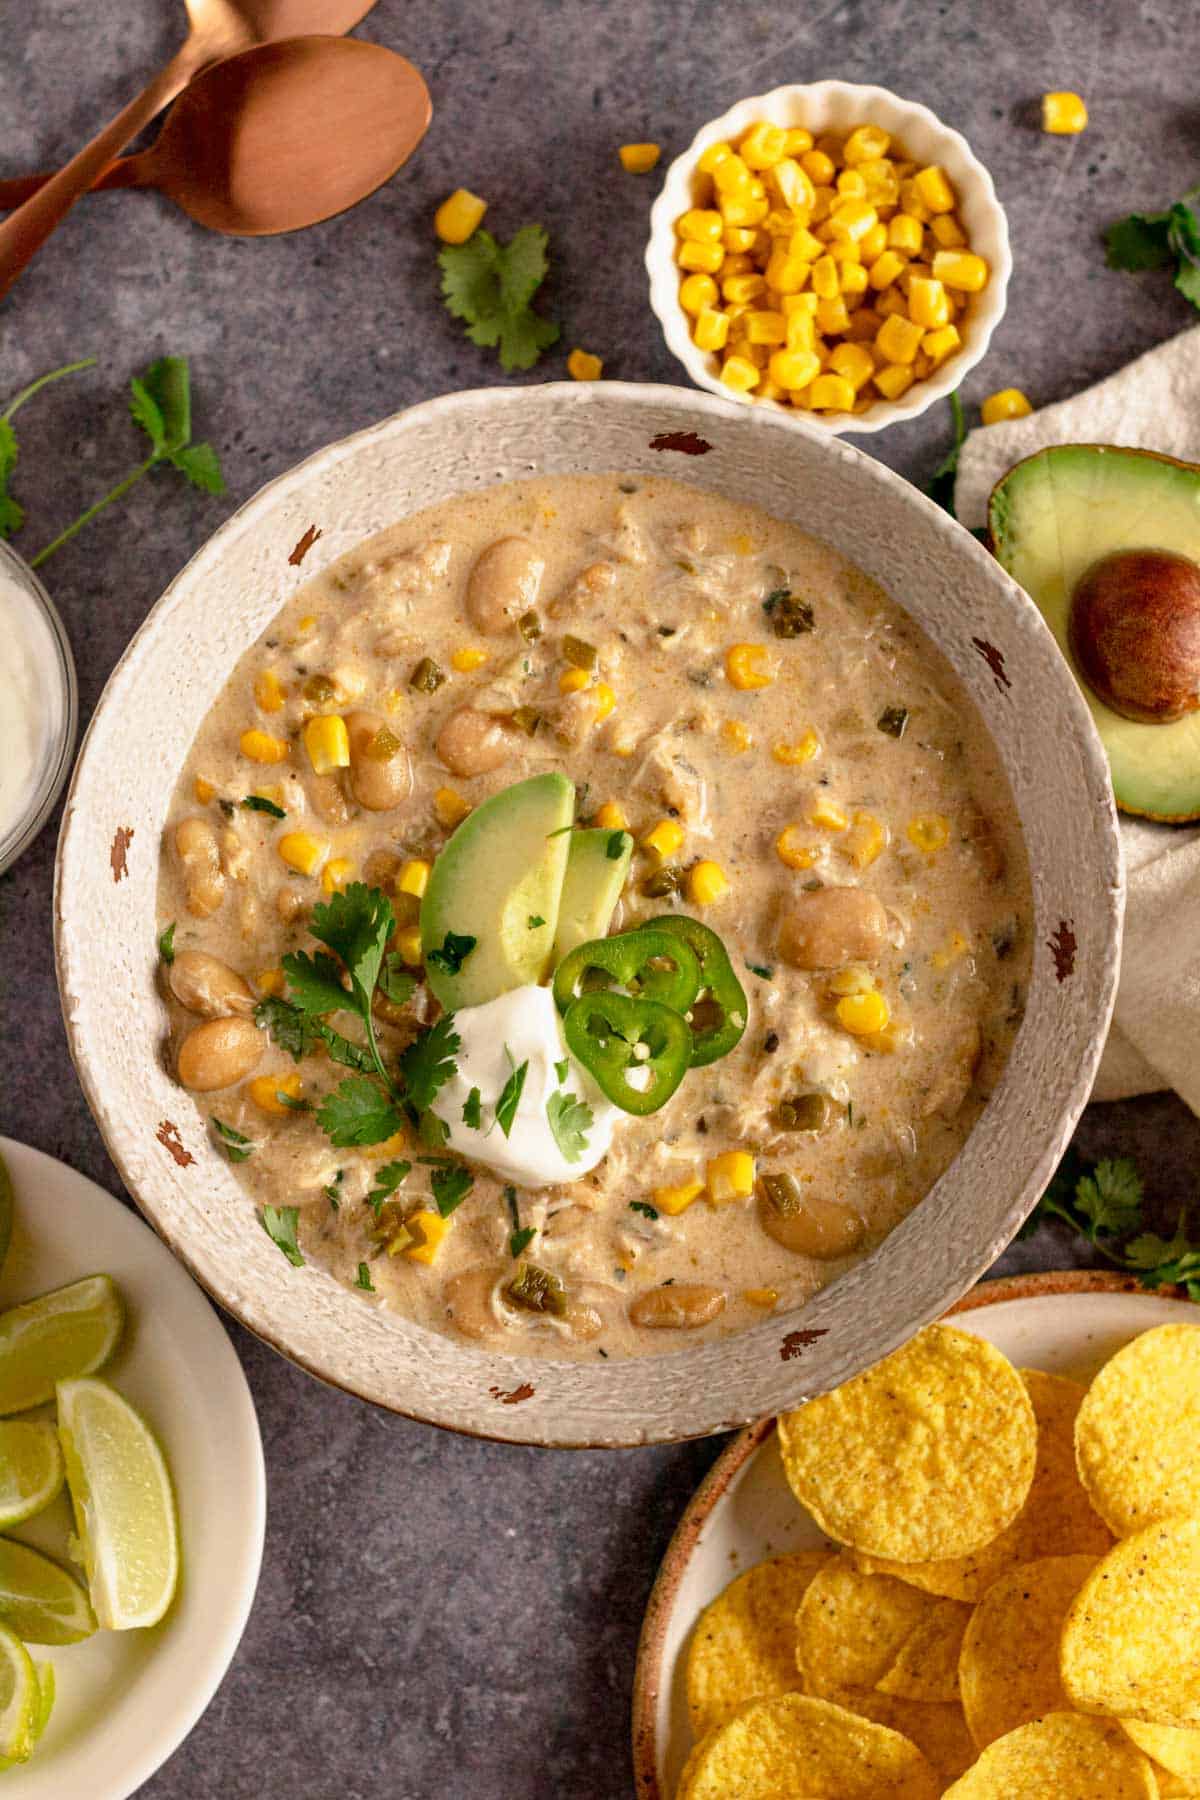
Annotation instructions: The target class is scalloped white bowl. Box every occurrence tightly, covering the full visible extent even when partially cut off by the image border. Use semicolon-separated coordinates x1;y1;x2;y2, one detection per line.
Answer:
55;382;1119;1446
647;81;1012;434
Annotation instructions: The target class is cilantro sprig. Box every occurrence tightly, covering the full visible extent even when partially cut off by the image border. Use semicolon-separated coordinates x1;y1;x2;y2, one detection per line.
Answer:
1105;189;1200;310
1025;1150;1200;1299
439;225;560;372
546;1088;593;1164
0;358;96;540
261;1204;304;1267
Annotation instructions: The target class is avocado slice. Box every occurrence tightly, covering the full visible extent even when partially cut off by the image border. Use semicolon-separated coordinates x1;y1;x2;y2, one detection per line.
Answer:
990;443;1200;820
551;827;634;963
421;773;575;1010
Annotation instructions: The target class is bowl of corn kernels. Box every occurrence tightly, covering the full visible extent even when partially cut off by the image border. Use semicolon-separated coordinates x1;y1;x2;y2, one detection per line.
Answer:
646;81;1011;433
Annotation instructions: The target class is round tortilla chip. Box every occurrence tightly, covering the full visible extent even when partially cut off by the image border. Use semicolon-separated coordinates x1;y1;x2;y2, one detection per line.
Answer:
1061;1516;1200;1725
942;1712;1158;1797
810;1685;977;1787
685;1550;831;1737
958;1553;1098;1749
777;1325;1037;1563
855;1370;1112;1602
1076;1324;1200;1536
1123;1720;1200;1788
675;1691;939;1800
796;1555;969;1704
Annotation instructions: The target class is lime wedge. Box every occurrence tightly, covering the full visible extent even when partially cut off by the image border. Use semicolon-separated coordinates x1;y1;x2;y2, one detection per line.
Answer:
0;1153;13;1283
0;1276;124;1414
0;1661;53;1771
0;1624;37;1763
0;1422;64;1528
0;1539;95;1645
57;1377;178;1631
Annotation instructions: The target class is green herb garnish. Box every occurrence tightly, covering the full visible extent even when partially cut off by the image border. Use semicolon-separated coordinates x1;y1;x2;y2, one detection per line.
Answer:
1025;1151;1200;1299
510;1226;536;1257
158;921;176;965
438;224;560;372
463;1087;483;1130
317;1076;406;1148
0;358;96;540
1105;189;1200;310
926;391;965;514
495;1052;529;1139
606;831;627;860
746;962;774;980
261;1204;304;1267
546;1089;593;1164
212;1117;253;1162
528;915;546;929
630;1200;659;1220
364;1159;412;1217
324;1171;344;1210
399;1013;461;1114
355;1262;375;1291
273;1088;311;1113
430;1164;473;1217
427;931;477;976
554;1059;570;1085
241;794;286;819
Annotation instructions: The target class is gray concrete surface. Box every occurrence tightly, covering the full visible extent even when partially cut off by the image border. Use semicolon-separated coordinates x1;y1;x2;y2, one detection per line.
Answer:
2;2;1197;1794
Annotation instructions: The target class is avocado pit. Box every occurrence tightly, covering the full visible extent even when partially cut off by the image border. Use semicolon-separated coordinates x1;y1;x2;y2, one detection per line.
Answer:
1068;548;1200;724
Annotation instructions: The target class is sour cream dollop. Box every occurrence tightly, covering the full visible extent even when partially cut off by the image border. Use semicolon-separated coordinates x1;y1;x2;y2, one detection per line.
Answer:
0;563;68;854
430;983;620;1186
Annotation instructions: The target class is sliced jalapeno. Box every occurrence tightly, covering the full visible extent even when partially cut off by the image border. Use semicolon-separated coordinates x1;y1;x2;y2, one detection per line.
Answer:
646;913;748;1067
562;992;693;1116
552;927;701;1017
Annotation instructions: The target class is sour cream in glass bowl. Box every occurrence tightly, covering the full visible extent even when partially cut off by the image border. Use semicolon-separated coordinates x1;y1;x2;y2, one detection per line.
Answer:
0;542;76;875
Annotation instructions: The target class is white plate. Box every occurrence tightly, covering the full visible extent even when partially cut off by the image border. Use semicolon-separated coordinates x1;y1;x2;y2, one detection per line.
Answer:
632;1271;1195;1800
0;1138;265;1799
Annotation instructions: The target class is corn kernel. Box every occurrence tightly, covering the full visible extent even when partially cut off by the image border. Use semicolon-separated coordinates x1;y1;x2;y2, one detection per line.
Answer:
397;859;430;900
844;124;891;166
809;373;856;411
403;1210;451;1265
783;127;814;156
451;646;488;674
722;272;767;305
654;1179;705;1216
826;238;861;269
254;669;286;713
784;310;816;354
887;212;924;256
567;348;603;382
836;990;891;1036
395;925;423;965
678;239;725;274
593;801;628;830
713;152;753;195
321;857;355;896
434;787;470;829
875;313;925;364
807;254;837;300
981;387;1034;425
434;188;487;244
772;730;820;765
801;148;836;185
240;728;289;765
921;324;962;367
248;1072;305;1116
706;1150;756;1205
788;226;824;262
930;212;967;249
724;642;777;689
873;362;915;400
296;614;318;637
932;249;989;292
592;681;617;721
744;1287;779;1309
1042;91;1088;135
807;795;849;831
193;775;216;805
720;355;761;394
815;296;851;336
783;291;819;316
722;718;754;754
559;667;591;695
723;225;757;253
835;168;867;201
867;249;907;292
842;810;887;869
719;193;769;228
857;221;888;263
912;165;956;215
763;250;809;295
828;341;875;390
302;714;350;776
828;199;878;243
907;812;951;854
255;967;287;997
745;310;787;345
846;306;883;341
877;286;909;318
697;140;733;175
776;826;818;870
277;831;329;877
770;159;815;213
828;963;875;996
642;818;685;860
679;272;720;315
739;121;789;170
907;274;950;330
688;860;729;905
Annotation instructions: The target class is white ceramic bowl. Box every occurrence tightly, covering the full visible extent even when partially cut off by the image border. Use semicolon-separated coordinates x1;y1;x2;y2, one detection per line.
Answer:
0;542;77;875
55;382;1120;1447
647;81;1012;434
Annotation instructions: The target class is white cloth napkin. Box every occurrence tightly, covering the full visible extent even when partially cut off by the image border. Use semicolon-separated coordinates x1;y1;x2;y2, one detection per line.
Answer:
954;326;1200;1113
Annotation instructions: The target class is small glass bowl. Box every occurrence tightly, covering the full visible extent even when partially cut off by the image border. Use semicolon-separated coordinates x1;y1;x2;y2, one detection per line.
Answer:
0;540;78;876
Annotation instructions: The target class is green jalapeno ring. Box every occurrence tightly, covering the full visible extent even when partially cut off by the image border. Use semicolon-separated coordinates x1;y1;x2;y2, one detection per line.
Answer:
562;991;693;1117
552;927;702;1018
646;913;748;1067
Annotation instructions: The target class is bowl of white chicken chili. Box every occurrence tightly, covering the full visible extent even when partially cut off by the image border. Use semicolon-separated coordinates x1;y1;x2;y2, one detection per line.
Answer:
54;383;1121;1445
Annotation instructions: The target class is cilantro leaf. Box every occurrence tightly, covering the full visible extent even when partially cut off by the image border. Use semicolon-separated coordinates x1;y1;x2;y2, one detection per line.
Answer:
355;1262;375;1292
309;883;395;1016
528;915;546;929
129;374;167;456
554;1059;569;1085
417;1107;451;1149
379;955;417;1006
317;1076;406;1148
399;1014;461;1114
158;921;176;964
510;1225;536;1258
241;794;286;819
431;1164;473;1217
630;1200;659;1220
494;1054;529;1139
212;1116;254;1163
280;950;352;1016
546;1089;593;1164
261;1204;304;1267
254;996;322;1062
926;391;966;514
1104;211;1173;271
438;224;560;374
310;1021;375;1074
0;420;22;539
1075;1158;1144;1238
324;1170;344;1210
427;931;477;976
463;1087;483;1130
365;1159;411;1216
606;831;627;860
169;441;226;495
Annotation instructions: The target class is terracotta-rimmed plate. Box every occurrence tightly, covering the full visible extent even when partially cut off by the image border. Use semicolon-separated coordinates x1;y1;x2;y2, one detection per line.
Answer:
631;1269;1190;1799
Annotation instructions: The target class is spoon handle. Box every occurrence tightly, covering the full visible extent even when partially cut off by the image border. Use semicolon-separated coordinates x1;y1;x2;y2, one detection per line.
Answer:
0;156;150;210
0;45;198;298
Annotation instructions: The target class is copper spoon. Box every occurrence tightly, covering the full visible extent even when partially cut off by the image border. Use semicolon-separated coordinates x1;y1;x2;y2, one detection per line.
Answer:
0;0;378;295
0;38;431;237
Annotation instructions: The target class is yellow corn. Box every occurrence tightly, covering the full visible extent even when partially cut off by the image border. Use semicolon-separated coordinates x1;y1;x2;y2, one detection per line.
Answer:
874;363;915;401
722;272;768;305
745;310;787;345
840;261;870;297
932;249;989;293
769;348;821;391
678;211;726;246
718;192;769;228
697;141;733;175
255;967;286;997
865;248;906;292
248;1071;305;1117
240;728;289;765
814;296;851;336
403;1210;452;1265
857;220;889;263
776;826;818;870
397;859;431;899
810;254;840;299
886;211;924;255
434;188;487;245
921;325;962;368
559;667;591;695
828;200;877;245
395;925;423;966
723;225;757;253
784;308;816;351
693;307;731;352
763;250;810;295
843;124;891;165
912;165;956;214
842;810;887;869
373;1131;408;1163
905;275;949;331
593;801;627;830
193;775;216;805
254;670;286;713
876;313;925;364
877;286;909;319
706;1150;756;1205
722;719;754;754
678;240;725;274
783;127;813;157
739;121;788;169
654;1179;705;1217
809;373;856;412
744;1287;779;1309
808;795;848;831
836;990;891;1036
302;714;350;776
434;787;471;830
828;964;874;998
296;614;318;637
615;141;661;176
725;642;777;689
772;730;820;765
930;212;967;248
688;860;729;905
679;272;720;315
592;681;616;721
981;387;1034;425
642;818;685;860
320;857;355;896
720;355;761;393
827;341;873;391
800;148;835;185
835;167;867;200
451;646;488;673
907;812;951;854
277;831;329;877
567;348;603;382
770;159;815;213
1042;91;1088;135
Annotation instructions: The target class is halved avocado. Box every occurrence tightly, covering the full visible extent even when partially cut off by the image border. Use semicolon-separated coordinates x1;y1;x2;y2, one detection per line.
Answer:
990;444;1200;821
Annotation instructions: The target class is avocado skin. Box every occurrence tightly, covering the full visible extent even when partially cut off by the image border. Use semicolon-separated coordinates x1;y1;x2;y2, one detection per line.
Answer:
989;443;1200;822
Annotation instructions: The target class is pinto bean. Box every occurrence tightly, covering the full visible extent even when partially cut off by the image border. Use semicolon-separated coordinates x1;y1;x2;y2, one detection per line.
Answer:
168;950;254;1019
778;887;888;970
465;536;545;634
759;1187;865;1259
435;706;514;777
307;771;353;827
629;1283;726;1330
176;1017;263;1091
345;711;413;812
174;816;225;918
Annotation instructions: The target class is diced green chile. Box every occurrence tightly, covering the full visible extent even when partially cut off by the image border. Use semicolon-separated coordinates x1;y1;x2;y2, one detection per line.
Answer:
505;1262;566;1316
552;927;701;1017
562;992;693;1116
646;914;748;1067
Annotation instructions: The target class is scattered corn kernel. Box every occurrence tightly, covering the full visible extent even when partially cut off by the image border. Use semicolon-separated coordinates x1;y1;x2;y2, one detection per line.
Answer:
744;1287;779;1309
451;646;488;673
697;141;733;176
302;714;350;776
434;188;487;245
403;1210;451;1265
809;373;856;411
680;272;720;315
255;967;287;997
642;818;685;860
593;801;627;830
722;719;754;754
842;810;887;869
931;248;989;292
706;1150;756;1205
277;831;329;877
930;212;967;248
887;212;924;254
907;275;950;330
772;730;820;765
873;363;915;401
567;348;603;382
434;787;471;830
248;1072;305;1117
654;1179;705;1217
678;239;725;274
776;826;818;870
321;857;355;896
240;728;289;765
397;859;431;899
740;121;789;170
193;775;215;805
808;795;849;831
815;296;851;336
836;990;891;1036
1042;91;1088;135
876;312;925;363
920;324;961;367
592;680;617;721
694;307;731;352
254;670;286;713
981;387;1034;425
395;925;423;966
725;643;776;689
912;165;956;214
720;354;761;393
559;667;591;695
907;812;951;854
769;348;821;391
688;860;729;905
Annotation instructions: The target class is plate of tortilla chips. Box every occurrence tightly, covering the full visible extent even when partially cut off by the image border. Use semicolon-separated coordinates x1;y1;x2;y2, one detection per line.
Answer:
633;1270;1200;1799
